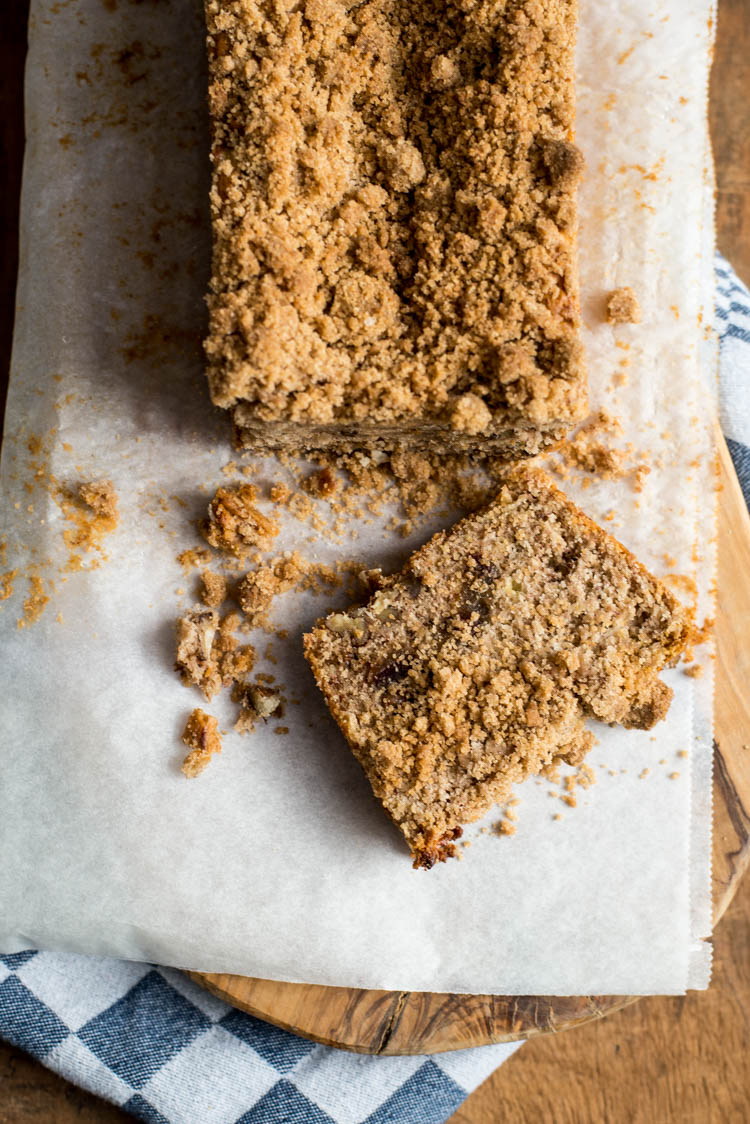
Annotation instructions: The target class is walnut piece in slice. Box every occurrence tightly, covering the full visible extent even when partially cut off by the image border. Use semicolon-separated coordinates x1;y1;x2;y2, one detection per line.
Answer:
181;708;222;777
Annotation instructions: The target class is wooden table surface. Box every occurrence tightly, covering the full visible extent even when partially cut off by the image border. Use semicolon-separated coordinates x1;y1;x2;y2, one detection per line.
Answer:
1;0;749;1120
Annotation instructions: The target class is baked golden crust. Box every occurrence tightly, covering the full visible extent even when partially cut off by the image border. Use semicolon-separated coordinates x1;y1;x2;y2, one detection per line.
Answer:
304;467;691;866
205;0;585;454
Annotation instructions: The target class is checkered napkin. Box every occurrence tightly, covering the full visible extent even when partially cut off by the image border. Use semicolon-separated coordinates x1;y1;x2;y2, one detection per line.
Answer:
1;255;748;1124
0;952;520;1123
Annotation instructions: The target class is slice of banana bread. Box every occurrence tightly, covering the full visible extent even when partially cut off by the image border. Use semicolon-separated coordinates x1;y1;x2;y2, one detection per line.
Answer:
204;0;585;456
304;468;691;867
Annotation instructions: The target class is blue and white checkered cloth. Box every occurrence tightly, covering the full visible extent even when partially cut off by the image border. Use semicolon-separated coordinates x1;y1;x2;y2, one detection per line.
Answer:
0;952;520;1122
716;256;750;507
1;255;748;1124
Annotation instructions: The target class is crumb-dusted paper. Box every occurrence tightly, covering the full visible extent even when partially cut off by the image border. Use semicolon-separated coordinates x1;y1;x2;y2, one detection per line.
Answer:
0;0;715;994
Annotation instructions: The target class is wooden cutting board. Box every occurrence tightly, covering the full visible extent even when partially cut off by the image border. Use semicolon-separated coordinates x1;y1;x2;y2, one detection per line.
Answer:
190;436;750;1054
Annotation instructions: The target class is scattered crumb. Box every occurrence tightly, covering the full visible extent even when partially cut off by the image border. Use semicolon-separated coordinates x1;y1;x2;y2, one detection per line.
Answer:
301;467;339;500
203;485;279;554
668;772;680;780
57;479;119;566
552;813;562;821
269;482;292;505
628;465;649;496
18;573;50;629
237;552;309;626
177;547;212;573
232;680;284;734
677;750;688;759
181;708;222;778
552;410;627;478
79;479;118;520
639;768;650;779
684;663;703;678
200;569;228;609
607;287;642;325
175;608;221;699
1;569;18;602
495;820;516;836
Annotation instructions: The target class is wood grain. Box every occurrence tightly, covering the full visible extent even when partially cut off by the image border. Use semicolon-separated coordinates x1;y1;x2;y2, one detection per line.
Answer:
712;432;750;922
710;0;750;288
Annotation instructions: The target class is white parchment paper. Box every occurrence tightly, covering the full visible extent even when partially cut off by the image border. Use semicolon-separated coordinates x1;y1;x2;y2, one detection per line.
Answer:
0;0;716;994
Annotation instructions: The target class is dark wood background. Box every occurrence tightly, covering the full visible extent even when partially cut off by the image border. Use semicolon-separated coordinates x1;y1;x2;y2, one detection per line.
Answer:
1;0;749;1120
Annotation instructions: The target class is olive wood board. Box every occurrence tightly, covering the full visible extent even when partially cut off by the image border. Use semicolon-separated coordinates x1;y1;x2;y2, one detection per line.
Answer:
190;435;750;1055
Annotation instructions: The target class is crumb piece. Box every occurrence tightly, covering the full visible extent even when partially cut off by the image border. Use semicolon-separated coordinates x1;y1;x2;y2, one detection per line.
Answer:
79;479;119;519
1;569;18;602
639;768;650;779
218;641;257;685
200;569;228;608
232;680;284;735
237;552;309;626
495;820;516;836
203;485;279;554
302;467;339;500
607;287;642;324
668;771;680;780
58;478;119;564
269;482;292;505
274;726;290;736
177;547;212;573
559;409;626;476
18;573;50;629
175;608;221;699
634;465;652;492
181;708;222;777
552;813;563;821
677;749;688;759
212;610;256;686
684;663;703;678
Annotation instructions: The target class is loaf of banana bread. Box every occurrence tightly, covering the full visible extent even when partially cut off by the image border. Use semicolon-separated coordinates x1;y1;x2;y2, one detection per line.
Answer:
204;0;586;456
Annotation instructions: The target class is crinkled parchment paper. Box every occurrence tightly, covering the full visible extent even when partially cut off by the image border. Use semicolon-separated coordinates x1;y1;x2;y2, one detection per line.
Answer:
0;0;716;993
